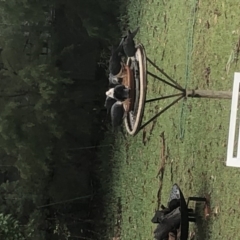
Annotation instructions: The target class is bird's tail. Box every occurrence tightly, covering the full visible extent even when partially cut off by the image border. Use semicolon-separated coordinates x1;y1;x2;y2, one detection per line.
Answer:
121;27;140;40
114;38;124;54
110;45;115;54
118;37;125;47
129;26;140;39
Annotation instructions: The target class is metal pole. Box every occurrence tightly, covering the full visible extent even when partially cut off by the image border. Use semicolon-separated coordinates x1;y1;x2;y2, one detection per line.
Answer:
138;95;184;132
147;71;184;92
145;93;184;103
146;57;184;90
186;89;239;99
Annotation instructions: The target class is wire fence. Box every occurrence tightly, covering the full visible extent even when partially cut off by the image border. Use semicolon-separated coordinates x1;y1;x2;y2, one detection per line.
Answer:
179;0;199;139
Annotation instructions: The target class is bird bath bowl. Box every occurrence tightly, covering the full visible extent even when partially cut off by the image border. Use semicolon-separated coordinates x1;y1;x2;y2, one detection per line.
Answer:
122;65;135;112
124;44;147;135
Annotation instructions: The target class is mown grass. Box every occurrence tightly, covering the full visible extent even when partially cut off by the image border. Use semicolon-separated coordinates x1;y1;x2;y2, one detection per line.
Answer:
98;0;240;239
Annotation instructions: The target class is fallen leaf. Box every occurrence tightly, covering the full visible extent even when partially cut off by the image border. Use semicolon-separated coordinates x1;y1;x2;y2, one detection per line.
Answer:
214;206;220;216
214;14;218;24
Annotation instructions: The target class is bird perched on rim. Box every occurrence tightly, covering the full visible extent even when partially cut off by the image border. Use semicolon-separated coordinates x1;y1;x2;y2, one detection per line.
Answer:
109;38;125;77
122;27;140;60
110;101;127;139
104;96;117;114
111;101;125;129
106;84;130;102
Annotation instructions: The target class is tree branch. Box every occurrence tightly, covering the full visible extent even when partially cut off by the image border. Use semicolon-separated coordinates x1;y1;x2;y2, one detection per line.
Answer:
0;92;28;98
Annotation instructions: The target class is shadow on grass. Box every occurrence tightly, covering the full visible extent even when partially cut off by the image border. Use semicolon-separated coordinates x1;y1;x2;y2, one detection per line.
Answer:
89;130;125;239
50;1;139;239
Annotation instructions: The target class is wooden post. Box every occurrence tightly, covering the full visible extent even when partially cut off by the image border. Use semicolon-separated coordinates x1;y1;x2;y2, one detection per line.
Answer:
186;89;239;99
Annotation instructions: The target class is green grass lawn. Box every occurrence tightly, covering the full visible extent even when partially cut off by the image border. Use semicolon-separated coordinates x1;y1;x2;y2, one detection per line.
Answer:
99;0;240;239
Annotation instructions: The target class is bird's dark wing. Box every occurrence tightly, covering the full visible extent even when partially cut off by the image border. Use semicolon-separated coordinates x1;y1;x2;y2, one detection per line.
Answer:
114;84;125;91
151;210;165;224
109;82;120;88
114;85;126;100
122;28;139;57
109;53;122;75
104;97;117;114
111;102;124;129
111;40;124;55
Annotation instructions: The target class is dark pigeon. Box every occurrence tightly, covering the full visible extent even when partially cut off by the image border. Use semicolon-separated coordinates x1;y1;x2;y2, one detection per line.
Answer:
109;39;125;76
122;27;140;59
105;85;130;102
111;101;125;130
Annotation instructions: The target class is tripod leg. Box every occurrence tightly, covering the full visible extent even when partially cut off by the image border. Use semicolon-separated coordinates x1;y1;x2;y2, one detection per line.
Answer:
188;197;207;202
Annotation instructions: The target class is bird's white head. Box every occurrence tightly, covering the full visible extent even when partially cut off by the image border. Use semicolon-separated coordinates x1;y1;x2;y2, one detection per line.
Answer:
106;88;115;98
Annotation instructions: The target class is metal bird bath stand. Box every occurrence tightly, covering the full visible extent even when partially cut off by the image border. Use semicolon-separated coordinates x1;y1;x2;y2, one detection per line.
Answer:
124;44;237;136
